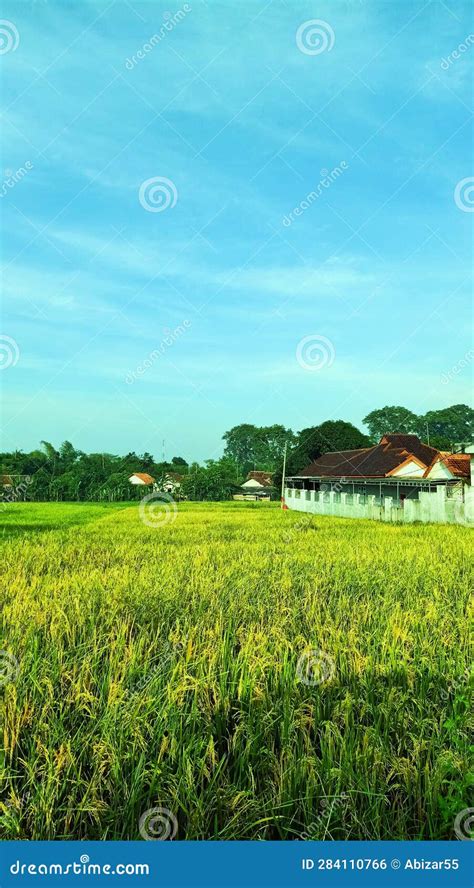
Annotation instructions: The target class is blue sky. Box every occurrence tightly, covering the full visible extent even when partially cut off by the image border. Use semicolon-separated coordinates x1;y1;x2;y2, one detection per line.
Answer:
1;0;472;462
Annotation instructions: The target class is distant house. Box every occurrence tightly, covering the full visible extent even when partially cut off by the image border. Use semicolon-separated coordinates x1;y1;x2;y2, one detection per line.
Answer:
128;472;155;486
244;471;273;488
234;470;274;501
159;472;184;496
285;434;473;525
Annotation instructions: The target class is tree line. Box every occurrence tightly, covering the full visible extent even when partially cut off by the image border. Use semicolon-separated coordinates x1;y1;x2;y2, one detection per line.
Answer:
1;404;472;503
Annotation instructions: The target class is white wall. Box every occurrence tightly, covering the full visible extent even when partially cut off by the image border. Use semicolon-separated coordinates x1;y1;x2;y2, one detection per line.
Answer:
390;460;425;478
284;487;473;526
426;461;454;480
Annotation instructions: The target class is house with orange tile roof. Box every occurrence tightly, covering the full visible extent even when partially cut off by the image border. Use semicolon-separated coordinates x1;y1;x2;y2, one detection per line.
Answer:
284;434;473;525
128;472;155;486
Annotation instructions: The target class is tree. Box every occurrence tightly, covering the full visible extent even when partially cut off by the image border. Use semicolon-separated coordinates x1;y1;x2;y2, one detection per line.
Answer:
139;451;155;471
171;456;188;466
29;467;51;501
222;423;294;472
260;424;294;465
181;459;241;501
59;441;80;467
40;440;59;461
222;424;262;467
363;406;419;440
309;420;371;454
101;471;131;502
420;405;474;448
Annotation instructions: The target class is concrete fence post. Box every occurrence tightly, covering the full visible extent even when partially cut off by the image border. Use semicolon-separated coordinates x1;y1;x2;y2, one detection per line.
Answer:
435;485;446;524
367;495;375;519
404;499;414;523
353;493;361;517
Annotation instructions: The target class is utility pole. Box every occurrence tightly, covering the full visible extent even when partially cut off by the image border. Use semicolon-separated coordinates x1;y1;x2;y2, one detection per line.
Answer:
425;423;430;446
281;440;288;510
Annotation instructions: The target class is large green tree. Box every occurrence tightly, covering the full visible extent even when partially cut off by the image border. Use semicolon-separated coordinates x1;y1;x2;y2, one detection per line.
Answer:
171;456;188;466
363;403;474;448
363;406;419;440
222;424;294;473
419;404;474;448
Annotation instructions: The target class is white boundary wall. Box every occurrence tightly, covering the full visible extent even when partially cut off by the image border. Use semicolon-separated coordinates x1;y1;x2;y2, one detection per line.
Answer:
284;487;473;526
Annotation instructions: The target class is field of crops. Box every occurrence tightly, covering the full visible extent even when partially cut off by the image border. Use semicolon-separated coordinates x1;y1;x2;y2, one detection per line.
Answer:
0;501;472;840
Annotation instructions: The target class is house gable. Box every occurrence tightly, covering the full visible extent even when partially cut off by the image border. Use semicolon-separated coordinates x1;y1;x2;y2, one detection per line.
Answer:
386;456;426;478
245;471;273;487
425;460;455;480
424;453;470;481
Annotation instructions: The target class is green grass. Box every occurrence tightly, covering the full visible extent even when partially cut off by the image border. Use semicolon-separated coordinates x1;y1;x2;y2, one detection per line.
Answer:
0;501;472;840
0;501;123;539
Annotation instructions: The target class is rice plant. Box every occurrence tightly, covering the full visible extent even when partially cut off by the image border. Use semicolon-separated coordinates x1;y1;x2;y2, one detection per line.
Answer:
0;501;472;840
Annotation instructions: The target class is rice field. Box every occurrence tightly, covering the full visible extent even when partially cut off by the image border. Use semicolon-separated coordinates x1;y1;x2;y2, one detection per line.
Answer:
0;501;472;840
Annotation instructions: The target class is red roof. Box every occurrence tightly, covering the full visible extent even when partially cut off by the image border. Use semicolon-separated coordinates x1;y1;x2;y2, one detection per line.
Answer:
130;472;155;484
425;452;470;479
295;435;440;479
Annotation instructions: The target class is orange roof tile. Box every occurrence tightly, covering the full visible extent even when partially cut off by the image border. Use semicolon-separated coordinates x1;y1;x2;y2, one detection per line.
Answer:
130;472;155;484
